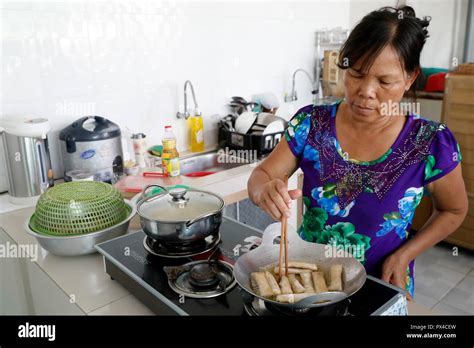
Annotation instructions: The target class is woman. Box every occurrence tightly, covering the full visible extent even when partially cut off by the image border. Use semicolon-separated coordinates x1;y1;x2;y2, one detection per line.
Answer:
247;6;468;299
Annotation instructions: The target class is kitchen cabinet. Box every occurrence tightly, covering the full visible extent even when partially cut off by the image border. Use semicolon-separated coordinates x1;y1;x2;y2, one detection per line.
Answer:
441;72;474;250
0;227;84;315
0;227;30;314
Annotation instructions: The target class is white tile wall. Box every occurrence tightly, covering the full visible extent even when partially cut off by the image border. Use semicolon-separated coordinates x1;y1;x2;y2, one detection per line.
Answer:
1;0;458;178
0;0;350;177
348;0;463;70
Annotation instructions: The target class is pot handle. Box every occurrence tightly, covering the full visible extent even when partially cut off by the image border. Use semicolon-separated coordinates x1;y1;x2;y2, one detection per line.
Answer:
291;291;348;309
141;184;168;201
185;211;217;228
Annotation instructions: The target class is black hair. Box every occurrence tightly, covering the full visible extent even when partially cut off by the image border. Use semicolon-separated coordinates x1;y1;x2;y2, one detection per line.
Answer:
337;6;431;74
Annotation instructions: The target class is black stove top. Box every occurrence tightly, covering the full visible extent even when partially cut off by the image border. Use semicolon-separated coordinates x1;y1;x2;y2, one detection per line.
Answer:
96;217;405;316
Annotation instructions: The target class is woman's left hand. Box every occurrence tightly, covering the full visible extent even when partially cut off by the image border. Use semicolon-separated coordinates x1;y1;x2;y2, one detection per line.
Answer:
381;252;412;301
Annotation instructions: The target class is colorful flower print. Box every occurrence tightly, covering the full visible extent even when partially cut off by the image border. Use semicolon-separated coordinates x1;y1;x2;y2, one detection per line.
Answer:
376;187;424;239
312;183;355;217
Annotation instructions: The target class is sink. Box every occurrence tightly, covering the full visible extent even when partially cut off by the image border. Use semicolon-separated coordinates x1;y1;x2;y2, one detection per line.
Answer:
179;150;250;175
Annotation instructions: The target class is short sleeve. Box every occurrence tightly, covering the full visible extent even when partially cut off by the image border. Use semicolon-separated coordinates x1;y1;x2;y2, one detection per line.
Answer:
423;124;462;185
284;105;313;158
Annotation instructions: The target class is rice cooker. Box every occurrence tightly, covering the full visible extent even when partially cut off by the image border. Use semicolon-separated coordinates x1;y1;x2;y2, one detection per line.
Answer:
59;116;123;182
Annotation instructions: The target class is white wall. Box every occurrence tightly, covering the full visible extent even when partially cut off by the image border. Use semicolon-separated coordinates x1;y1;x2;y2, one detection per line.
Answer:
0;0;464;180
348;0;468;70
0;0;350;178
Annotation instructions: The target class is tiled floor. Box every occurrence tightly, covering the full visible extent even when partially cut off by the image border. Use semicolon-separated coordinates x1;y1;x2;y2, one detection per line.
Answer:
414;242;474;315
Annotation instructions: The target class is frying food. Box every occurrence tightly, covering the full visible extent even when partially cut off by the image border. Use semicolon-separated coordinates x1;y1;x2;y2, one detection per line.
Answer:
250;262;344;303
299;272;315;293
312;271;328;293
328;264;343;291
273;267;312;274
288;274;306;293
279;275;292;294
265;271;281;295
282;261;318;270
250;272;274;297
276;293;316;304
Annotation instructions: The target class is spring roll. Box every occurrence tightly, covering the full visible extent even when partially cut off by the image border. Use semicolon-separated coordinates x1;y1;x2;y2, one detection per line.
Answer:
299;272;315;293
279;275;293;294
288;274;306;293
286;262;318;271
250;272;274;297
311;271;328;293
273;267;312;274
328;265;343;291
276;292;315;303
264;271;281;295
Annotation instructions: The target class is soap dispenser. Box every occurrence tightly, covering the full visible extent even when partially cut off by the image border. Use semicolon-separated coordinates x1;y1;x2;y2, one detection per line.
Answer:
188;109;205;152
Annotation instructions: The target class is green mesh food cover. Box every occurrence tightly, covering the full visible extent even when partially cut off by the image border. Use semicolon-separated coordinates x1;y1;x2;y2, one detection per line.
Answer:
29;181;130;236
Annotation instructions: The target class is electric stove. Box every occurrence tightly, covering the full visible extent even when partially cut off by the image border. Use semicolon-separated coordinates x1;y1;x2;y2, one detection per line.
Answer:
96;217;407;316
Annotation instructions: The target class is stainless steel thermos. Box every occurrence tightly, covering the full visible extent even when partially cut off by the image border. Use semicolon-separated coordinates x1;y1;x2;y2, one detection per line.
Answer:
0;118;54;202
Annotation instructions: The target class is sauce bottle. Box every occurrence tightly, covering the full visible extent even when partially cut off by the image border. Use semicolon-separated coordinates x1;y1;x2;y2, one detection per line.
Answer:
161;125;180;177
187;110;205;152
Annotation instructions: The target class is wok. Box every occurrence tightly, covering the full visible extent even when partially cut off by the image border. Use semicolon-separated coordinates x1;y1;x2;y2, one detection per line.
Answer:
233;222;366;309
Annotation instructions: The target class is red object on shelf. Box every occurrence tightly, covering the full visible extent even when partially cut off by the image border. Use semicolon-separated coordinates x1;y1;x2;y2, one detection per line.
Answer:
143;172;168;178
184;171;216;177
424;72;447;92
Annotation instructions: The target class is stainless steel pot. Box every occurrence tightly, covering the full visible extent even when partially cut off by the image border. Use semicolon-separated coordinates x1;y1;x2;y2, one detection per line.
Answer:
233;222;367;309
136;184;225;245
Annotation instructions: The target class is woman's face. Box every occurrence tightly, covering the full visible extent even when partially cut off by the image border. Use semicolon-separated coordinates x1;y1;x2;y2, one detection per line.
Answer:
343;45;418;119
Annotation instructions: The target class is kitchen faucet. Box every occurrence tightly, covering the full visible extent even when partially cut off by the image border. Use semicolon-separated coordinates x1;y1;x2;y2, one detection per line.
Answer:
284;68;317;102
176;80;201;119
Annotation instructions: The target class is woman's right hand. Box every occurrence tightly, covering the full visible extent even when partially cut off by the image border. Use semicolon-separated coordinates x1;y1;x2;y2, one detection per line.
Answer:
256;178;302;221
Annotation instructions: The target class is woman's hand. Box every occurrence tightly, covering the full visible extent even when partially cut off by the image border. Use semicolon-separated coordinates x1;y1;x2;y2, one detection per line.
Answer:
381;251;412;300
256;178;301;221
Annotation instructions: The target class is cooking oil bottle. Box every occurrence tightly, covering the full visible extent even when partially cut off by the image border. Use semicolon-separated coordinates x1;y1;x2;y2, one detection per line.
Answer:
187;111;205;152
161;125;180;177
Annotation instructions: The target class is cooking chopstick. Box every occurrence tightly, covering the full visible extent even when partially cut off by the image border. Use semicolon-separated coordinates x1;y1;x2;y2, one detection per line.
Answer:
278;175;289;278
284;216;288;277
278;222;284;278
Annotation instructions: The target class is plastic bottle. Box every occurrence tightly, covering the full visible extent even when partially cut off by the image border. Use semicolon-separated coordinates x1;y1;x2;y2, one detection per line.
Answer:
161;125;180;177
120;127;134;163
132;133;147;168
187;111;205;152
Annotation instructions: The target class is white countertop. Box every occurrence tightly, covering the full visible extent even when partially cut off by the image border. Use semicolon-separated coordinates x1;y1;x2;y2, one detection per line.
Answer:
0;155;259;315
0;149;436;316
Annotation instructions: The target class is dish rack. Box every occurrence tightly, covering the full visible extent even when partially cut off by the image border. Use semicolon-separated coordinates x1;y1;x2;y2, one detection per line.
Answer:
218;121;287;156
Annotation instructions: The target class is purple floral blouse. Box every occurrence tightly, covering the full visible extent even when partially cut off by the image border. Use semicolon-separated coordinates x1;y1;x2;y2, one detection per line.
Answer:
285;100;462;297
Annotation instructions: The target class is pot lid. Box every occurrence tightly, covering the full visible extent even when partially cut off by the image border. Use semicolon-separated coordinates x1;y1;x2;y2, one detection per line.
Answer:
1;118;50;138
138;186;224;222
59;116;121;142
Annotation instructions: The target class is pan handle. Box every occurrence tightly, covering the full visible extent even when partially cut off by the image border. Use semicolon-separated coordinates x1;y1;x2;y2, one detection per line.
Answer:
261;223;283;247
261;222;308;248
292;291;348;309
